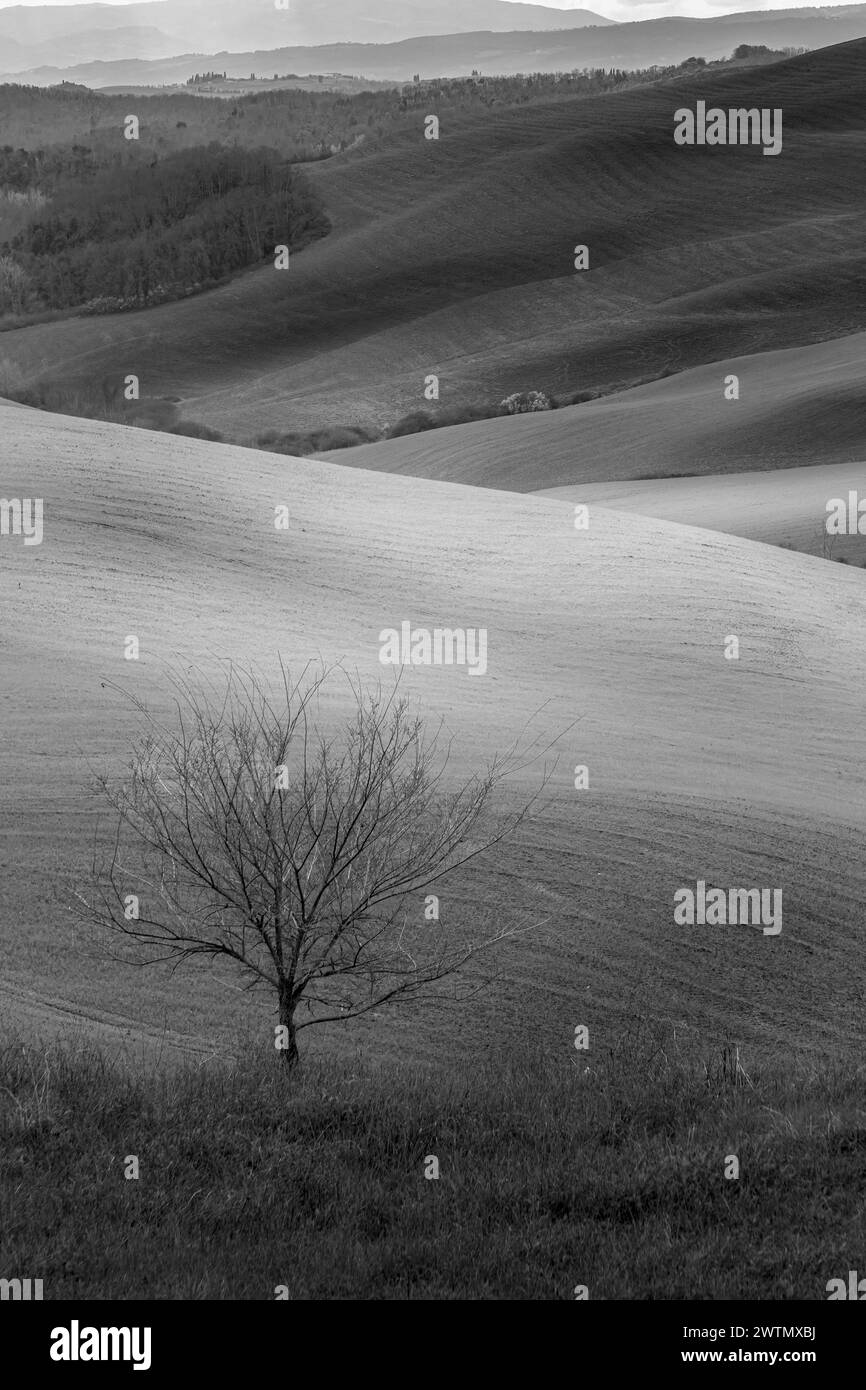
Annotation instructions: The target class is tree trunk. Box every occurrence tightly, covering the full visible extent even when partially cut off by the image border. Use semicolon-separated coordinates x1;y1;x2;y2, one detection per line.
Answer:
278;982;299;1069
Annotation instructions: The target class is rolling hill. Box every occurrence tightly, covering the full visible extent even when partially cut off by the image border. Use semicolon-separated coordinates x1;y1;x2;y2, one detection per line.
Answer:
326;331;866;495
1;398;865;1070
539;461;866;562
4;40;865;449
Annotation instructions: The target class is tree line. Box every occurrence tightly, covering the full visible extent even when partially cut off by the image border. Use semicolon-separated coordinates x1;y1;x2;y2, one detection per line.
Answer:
2;144;328;313
0;47;782;165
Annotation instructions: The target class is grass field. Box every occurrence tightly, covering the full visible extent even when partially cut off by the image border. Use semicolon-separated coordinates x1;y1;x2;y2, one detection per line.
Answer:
2;1026;863;1299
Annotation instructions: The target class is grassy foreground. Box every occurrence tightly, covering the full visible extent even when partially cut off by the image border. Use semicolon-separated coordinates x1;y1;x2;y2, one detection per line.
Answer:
1;1025;863;1300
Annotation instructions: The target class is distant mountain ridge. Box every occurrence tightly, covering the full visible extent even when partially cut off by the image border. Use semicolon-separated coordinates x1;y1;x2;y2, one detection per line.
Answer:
0;1;613;74
5;5;866;86
6;26;181;67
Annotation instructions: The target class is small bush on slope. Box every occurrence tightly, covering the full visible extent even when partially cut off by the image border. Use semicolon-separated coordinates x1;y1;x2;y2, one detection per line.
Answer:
499;390;552;414
387;410;437;439
254;424;376;455
169;421;225;441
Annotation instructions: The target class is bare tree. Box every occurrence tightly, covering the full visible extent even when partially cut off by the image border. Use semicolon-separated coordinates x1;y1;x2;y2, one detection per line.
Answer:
77;663;551;1068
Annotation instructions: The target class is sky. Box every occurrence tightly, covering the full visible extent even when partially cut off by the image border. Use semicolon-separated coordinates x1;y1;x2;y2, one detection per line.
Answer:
0;0;840;18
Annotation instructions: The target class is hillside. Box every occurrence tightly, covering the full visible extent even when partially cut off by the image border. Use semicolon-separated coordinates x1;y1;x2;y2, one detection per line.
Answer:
327;332;866;491
3;40;865;445
1;399;865;1070
539;461;866;562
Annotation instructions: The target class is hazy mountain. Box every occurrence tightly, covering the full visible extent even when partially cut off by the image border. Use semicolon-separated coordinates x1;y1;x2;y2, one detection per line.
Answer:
8;6;866;86
0;1;613;73
8;26;183;66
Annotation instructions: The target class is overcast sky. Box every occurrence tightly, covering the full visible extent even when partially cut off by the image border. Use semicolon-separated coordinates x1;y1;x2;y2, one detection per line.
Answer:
0;0;839;20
